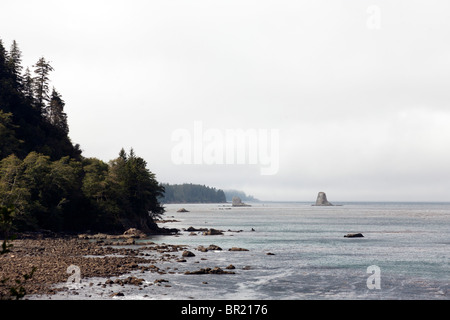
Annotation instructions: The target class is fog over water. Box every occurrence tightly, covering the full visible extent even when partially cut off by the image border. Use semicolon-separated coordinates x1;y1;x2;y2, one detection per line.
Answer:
1;1;450;201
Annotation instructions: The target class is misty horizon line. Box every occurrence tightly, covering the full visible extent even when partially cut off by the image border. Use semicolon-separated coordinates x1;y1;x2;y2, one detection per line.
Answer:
163;198;450;204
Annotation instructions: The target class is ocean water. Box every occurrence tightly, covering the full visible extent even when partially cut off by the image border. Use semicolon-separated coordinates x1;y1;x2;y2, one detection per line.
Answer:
34;202;449;300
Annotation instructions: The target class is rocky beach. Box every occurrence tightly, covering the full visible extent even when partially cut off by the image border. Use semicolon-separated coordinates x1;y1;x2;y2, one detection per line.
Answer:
0;233;175;299
0;225;248;300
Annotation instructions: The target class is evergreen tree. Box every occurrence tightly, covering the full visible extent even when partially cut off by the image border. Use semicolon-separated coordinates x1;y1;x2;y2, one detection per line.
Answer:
160;183;227;203
0;110;22;158
108;148;165;232
81;157;120;232
0;39;8;79
0;154;37;230
6;40;23;89
32;57;53;115
47;87;68;134
0;39;17;112
22;67;34;104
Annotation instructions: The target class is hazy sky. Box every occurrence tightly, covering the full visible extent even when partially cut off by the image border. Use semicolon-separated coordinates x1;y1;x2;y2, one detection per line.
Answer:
2;0;450;201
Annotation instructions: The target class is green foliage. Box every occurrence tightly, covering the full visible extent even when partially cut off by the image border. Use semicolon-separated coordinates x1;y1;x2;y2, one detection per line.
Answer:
0;155;34;229
0;38;166;234
161;183;226;204
0;111;23;159
79;151;166;233
0;150;164;233
0;39;81;160
81;157;121;231
0;153;82;230
108;149;165;231
0;205;16;254
81;157;110;202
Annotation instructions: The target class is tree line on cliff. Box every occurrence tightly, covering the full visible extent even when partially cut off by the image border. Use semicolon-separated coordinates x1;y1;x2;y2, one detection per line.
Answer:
0;38;165;234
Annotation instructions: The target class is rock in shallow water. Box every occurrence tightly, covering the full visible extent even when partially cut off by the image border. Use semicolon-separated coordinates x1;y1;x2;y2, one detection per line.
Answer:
344;233;364;238
182;250;196;257
228;247;249;251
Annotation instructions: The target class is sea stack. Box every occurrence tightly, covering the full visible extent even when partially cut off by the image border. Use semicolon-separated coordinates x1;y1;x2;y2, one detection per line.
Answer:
232;196;251;207
314;192;334;206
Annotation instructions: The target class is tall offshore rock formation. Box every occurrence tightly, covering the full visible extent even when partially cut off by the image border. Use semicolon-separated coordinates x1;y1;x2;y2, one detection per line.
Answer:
314;192;334;206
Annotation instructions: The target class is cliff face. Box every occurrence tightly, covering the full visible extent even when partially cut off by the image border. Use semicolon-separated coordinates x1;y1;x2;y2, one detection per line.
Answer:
314;192;333;206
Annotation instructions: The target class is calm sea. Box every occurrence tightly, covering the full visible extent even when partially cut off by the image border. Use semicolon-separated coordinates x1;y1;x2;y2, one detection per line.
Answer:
34;202;450;300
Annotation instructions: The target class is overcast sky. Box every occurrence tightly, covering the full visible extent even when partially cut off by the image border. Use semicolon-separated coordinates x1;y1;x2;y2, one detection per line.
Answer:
2;0;450;202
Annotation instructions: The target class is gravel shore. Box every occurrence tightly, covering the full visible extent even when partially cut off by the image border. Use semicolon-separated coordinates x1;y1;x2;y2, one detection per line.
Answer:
0;234;185;299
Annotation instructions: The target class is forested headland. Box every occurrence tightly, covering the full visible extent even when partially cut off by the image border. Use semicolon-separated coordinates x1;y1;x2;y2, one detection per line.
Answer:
160;183;226;204
0;39;168;235
223;189;258;202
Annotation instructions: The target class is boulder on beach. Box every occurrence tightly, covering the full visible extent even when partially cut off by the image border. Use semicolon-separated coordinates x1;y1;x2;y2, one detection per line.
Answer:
123;228;147;238
114;276;144;286
177;208;189;212
313;192;334;206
